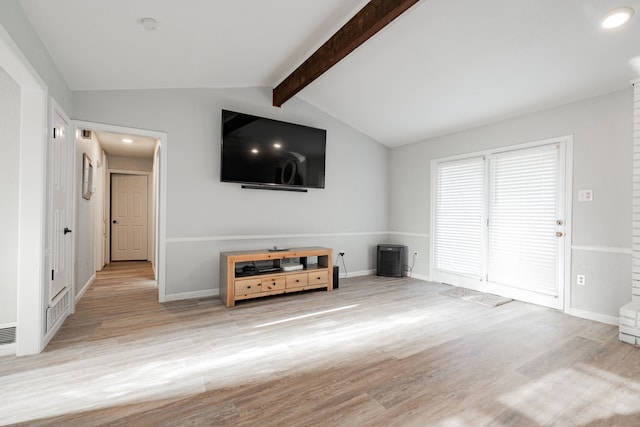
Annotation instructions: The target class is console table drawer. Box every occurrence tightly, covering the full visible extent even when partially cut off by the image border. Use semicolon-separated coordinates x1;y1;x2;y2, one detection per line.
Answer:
286;273;308;289
262;276;285;291
308;270;328;286
235;278;262;295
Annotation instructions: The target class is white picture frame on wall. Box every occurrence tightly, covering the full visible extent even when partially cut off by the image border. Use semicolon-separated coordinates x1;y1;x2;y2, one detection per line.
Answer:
82;153;92;200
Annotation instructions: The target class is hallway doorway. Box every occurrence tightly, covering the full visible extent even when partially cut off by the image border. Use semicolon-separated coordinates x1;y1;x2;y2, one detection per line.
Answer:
72;120;167;304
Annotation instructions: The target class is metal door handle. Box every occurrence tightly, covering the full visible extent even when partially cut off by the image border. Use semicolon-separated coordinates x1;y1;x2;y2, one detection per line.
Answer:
556;232;564;237
64;227;72;235
112;220;118;224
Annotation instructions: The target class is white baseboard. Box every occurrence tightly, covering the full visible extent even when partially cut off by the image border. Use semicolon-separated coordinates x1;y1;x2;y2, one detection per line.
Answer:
75;273;96;304
164;289;218;302
341;269;375;279
408;273;431;282
0;343;16;357
567;308;619;326
339;270;431;281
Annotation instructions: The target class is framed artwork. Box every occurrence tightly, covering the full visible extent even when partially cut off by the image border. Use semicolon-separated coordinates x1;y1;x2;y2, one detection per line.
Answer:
82;153;93;200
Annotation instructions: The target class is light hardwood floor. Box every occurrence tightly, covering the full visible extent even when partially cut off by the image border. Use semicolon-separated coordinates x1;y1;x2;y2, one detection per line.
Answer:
2;261;640;426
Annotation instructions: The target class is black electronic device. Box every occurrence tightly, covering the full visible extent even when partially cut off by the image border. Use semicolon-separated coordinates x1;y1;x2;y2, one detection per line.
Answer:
221;110;327;190
377;244;406;277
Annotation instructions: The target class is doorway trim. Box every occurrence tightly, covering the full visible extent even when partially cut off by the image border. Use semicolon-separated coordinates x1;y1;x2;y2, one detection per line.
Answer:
72;120;168;303
1;26;49;356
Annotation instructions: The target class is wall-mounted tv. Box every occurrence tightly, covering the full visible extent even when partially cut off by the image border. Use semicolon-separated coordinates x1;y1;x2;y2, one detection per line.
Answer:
221;110;326;190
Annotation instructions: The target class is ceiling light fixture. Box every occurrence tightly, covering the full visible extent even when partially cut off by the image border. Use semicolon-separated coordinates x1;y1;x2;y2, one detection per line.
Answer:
140;17;158;31
601;7;634;29
122;138;133;143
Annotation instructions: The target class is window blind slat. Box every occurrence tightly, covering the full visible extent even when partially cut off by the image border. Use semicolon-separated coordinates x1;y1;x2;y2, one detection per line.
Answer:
488;144;558;294
434;157;484;278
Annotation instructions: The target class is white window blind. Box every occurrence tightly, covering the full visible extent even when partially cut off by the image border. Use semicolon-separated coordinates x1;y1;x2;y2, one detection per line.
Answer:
434;157;485;278
488;144;559;295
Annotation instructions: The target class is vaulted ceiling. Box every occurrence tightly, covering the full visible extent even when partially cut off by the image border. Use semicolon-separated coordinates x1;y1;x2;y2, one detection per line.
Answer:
20;0;640;147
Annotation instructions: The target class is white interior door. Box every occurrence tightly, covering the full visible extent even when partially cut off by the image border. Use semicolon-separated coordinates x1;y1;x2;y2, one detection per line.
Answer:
111;174;148;261
50;107;73;302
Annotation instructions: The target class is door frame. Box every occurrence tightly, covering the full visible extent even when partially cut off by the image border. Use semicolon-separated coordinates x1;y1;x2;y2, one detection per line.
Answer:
430;135;574;311
1;25;49;356
107;170;152;264
72;120;168;302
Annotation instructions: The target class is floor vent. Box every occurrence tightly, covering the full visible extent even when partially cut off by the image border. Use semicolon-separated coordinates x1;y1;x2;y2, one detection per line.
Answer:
47;290;70;332
0;327;16;345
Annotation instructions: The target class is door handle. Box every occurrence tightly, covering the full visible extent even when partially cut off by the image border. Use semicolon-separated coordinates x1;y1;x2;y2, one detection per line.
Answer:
112;220;118;224
64;227;72;235
556;232;564;237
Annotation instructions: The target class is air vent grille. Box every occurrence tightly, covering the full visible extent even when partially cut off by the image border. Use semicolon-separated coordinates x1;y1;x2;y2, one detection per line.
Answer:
0;327;16;345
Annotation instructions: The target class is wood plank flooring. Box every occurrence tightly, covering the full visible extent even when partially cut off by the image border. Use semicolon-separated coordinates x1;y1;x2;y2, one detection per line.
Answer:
2;262;640;426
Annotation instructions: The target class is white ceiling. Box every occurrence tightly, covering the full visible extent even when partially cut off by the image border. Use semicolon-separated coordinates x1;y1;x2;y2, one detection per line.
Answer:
94;131;157;158
20;0;640;147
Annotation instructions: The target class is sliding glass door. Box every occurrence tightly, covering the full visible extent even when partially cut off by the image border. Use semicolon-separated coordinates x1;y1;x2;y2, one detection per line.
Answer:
432;138;568;309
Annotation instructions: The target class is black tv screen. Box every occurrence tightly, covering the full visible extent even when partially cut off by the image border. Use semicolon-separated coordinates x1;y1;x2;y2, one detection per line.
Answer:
221;110;326;189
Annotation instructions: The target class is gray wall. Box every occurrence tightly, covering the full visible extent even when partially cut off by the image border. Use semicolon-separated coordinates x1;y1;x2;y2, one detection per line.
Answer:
73;87;390;297
0;0;73;114
0;67;20;325
75;133;104;298
108;155;153;172
389;88;633;319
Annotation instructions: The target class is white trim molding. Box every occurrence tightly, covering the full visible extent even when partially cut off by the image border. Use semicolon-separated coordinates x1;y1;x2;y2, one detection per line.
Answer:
571;245;632;255
0;343;16;357
164;289;218;302
387;231;430;238
1;24;49;356
75;273;96;304
166;231;390;243
409;273;431;282
568;308;619;326
341;269;376;279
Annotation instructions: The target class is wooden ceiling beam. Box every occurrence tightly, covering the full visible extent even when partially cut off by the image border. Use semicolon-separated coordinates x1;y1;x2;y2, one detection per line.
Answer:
272;0;421;107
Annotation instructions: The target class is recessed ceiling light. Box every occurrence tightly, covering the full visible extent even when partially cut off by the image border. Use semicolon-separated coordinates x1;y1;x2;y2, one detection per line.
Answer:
140;17;158;31
601;7;634;29
122;138;133;143
251;148;259;154
273;143;282;149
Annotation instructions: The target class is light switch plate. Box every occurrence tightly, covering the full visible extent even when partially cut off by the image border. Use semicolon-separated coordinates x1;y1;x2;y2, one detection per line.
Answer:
578;190;593;202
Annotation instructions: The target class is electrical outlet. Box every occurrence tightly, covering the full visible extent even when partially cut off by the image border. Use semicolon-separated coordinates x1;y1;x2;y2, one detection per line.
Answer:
577;274;586;286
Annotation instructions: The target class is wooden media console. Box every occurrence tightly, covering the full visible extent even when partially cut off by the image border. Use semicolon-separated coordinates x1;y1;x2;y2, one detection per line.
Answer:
219;247;333;307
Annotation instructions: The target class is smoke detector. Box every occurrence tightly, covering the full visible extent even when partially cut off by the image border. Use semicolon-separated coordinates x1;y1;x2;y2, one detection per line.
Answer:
141;17;158;31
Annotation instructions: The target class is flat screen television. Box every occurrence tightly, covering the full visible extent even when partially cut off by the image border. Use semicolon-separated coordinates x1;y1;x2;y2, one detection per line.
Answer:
221;110;326;189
